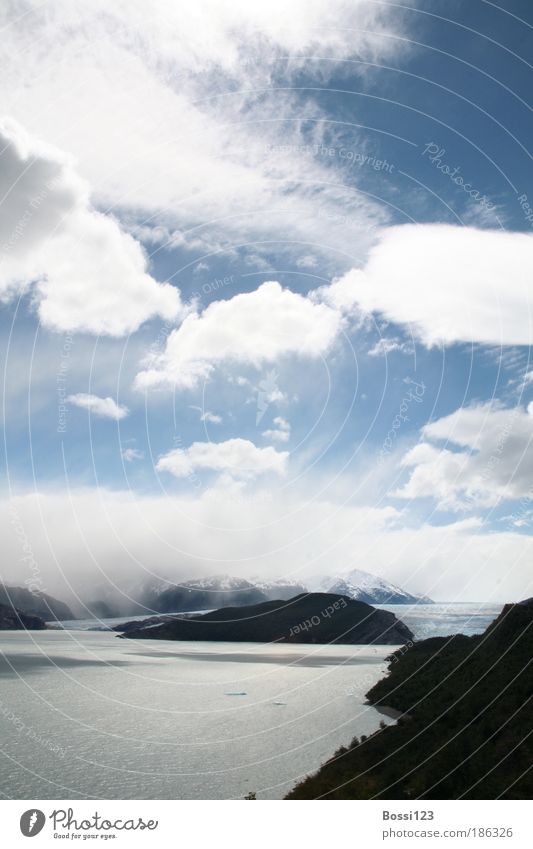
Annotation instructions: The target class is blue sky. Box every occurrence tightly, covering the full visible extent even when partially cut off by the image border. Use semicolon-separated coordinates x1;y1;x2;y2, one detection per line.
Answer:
1;0;533;603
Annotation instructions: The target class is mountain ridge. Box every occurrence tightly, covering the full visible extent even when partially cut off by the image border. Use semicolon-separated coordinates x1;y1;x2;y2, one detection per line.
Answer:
0;584;74;621
319;568;432;605
119;592;414;645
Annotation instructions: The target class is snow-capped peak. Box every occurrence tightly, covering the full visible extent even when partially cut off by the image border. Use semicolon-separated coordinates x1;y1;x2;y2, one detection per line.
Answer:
319;568;432;605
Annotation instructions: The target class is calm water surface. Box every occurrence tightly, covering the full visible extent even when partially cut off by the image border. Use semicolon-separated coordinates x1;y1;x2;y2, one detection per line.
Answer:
0;631;397;800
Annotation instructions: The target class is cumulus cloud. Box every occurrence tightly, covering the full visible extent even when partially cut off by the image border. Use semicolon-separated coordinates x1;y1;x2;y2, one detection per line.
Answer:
395;402;533;510
136;281;342;390
67;393;129;420
0;119;184;335
156;438;289;481
262;416;291;443
326;224;533;347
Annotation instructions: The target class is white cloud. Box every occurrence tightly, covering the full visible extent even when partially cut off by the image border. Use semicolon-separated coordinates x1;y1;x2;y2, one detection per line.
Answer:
262;416;291;443
0;1;402;261
0;119;184;335
122;447;144;462
367;337;413;357
296;255;318;270
189;406;223;424
327;224;533;347
202;412;223;425
136;281;342;390
3;489;532;605
395;403;533;510
156;438;288;480
67;393;129;420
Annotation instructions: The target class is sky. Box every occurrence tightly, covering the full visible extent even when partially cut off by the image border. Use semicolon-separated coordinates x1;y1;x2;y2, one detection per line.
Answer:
1;0;533;605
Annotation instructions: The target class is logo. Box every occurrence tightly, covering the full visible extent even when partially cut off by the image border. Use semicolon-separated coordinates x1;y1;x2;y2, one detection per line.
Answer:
20;810;46;837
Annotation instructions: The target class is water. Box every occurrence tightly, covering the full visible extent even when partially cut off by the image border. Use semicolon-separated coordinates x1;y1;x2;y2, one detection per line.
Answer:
0;631;396;800
0;603;503;800
377;602;503;639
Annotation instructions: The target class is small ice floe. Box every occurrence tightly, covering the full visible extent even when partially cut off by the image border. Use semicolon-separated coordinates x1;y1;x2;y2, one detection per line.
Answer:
225;691;247;696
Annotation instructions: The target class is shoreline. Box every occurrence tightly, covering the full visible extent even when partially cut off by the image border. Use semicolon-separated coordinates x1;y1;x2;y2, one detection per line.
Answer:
371;703;403;721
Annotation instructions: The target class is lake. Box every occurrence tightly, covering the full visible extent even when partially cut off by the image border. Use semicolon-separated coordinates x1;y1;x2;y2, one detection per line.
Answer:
0;631;397;800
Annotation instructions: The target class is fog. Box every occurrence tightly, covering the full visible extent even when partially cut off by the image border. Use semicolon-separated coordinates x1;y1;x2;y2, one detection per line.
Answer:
2;486;532;614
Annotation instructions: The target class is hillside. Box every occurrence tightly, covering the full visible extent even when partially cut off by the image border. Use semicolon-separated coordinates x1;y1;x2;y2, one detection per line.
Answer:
120;592;414;645
0;602;46;630
287;600;533;799
0;584;74;621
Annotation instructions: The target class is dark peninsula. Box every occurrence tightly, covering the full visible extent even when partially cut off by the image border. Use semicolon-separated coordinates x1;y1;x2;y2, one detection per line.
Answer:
119;592;414;645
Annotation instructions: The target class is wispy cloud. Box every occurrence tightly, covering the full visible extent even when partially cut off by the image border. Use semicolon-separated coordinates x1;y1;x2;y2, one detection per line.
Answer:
0;1;406;264
122;447;144;462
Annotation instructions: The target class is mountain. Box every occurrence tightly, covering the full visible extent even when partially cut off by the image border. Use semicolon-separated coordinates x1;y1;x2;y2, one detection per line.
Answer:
78;571;429;621
319;568;432;605
0;602;46;630
252;578;308;600
146;575;268;613
120;592;414;644
0;584;75;621
287;600;533;799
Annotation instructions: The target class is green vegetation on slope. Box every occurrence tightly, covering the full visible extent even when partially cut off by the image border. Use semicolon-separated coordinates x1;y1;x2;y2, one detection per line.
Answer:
287;601;533;799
